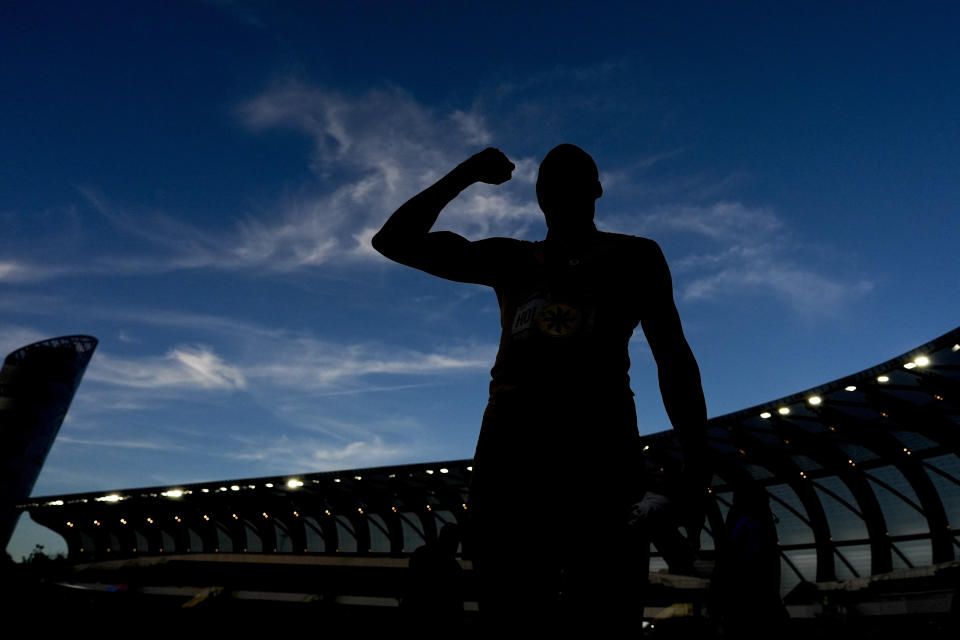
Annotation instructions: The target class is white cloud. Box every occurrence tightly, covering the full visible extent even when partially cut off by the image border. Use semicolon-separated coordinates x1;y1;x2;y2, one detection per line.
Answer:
246;339;492;390
224;434;410;473
87;346;247;390
82;327;491;393
625;202;783;241
0;261;65;282
56;436;185;451
609;202;873;314
77;84;541;275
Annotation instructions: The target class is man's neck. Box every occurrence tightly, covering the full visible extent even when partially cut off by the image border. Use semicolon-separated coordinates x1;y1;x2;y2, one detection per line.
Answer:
545;222;598;249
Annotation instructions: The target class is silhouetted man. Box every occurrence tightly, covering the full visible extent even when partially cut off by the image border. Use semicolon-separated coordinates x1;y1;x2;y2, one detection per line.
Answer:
373;145;707;632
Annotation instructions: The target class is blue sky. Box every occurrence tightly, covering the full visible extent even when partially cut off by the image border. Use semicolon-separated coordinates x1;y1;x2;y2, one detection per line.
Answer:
4;1;959;559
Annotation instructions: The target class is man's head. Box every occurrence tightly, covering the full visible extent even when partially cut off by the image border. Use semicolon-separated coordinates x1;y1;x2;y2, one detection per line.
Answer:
536;144;602;234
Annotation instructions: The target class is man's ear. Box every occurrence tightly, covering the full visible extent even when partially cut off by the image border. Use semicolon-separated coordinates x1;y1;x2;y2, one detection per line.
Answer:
595;181;603;199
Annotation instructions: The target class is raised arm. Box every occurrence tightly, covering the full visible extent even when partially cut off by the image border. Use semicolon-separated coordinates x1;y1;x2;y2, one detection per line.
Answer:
638;240;710;544
371;148;515;284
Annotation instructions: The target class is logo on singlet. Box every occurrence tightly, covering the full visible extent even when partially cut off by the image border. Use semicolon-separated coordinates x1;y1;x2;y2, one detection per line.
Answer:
537;303;582;336
512;298;546;335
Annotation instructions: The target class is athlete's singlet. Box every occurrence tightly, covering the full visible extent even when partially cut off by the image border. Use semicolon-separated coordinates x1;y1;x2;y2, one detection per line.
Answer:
487;231;643;399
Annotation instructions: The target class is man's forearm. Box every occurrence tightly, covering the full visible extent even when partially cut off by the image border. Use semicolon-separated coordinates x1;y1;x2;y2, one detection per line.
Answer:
659;350;709;470
372;164;474;260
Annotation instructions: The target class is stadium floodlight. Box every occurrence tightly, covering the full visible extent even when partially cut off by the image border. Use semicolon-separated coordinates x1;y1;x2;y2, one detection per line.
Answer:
914;356;930;367
286;479;304;488
778;407;790;415
845;385;857;391
877;375;890;383
760;412;772;419
96;494;122;503
161;489;183;498
808;396;822;406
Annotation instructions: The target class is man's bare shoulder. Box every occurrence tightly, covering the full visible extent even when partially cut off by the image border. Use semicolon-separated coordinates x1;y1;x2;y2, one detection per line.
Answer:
473;236;530;250
596;231;663;260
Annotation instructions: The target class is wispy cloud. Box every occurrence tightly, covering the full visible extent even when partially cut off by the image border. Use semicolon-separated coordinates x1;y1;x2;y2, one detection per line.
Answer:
87;346;247;390
0;261;66;283
56;435;186;451
609;202;873;314
84;326;492;394
223;433;412;473
73;84;541;276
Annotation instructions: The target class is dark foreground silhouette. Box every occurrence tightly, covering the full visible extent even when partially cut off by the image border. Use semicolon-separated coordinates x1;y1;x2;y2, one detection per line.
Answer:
373;144;708;631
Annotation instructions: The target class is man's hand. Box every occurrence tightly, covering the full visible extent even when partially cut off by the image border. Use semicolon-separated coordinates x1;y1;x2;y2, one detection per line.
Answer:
458;147;515;185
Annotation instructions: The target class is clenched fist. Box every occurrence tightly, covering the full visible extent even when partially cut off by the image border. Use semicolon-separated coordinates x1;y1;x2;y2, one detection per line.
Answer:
458;147;515;185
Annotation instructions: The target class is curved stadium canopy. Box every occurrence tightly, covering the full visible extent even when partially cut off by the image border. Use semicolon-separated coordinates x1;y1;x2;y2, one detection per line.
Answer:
18;328;960;595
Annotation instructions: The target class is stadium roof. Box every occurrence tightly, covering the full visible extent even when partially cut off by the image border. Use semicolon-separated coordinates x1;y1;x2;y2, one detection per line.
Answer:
18;327;960;594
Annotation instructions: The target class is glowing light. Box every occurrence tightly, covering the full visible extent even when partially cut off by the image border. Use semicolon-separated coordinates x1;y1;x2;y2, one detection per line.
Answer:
232;514;238;520
914;356;930;367
808;395;822;405
877;375;889;383
391;506;397;512
47;500;64;506
147;517;154;524
426;469;434;475
760;412;772;419
120;519;127;525
845;386;857;392
440;468;449;474
201;488;210;493
466;466;473;471
642;444;651;451
388;474;396;479
354;476;362;481
334;478;341;483
265;483;274;488
96;494;122;503
230;485;240;491
66;522;74;527
953;344;959;352
161;490;183;498
262;512;269;519
357;508;364;514
286;479;304;488
203;515;210;521
778;407;790;415
904;362;917;369
219;487;227;492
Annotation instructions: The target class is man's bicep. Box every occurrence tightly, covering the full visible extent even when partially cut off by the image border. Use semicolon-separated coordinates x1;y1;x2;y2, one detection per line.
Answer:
638;241;687;358
409;232;511;285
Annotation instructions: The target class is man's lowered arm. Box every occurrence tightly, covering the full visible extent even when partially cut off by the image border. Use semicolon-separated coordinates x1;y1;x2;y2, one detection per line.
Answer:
639;240;710;543
371;148;514;282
